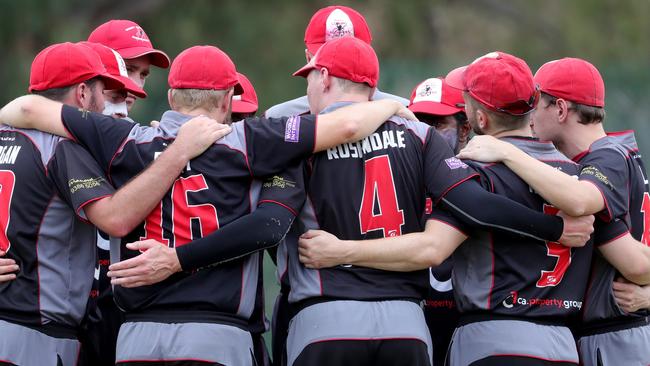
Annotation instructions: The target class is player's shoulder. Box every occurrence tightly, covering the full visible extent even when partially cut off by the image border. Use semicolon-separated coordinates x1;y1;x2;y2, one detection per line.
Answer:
385;116;432;143
372;89;409;106
264;95;310;118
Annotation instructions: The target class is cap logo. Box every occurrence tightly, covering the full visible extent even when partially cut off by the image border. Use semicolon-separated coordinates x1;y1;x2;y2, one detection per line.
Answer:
472;51;500;64
124;25;149;42
233;95;242;101
110;49;129;77
325;9;355;41
413;78;443;104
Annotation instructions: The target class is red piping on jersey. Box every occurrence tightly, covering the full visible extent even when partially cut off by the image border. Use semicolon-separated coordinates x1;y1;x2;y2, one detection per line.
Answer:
62;122;78;144
117;358;218;363
36;194;56;325
597;230;630;248
426;217;469;238
487;232;495;310
490;354;577;364
258;199;298;217
580;179;613;222
572;150;590;163
606;130;635;137
434;173;481;205
75;194;112;225
107;134;132;185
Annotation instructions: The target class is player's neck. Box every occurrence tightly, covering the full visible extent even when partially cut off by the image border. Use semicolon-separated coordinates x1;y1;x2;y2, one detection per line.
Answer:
175;107;222;122
557;122;606;159
321;92;371;112
491;125;532;139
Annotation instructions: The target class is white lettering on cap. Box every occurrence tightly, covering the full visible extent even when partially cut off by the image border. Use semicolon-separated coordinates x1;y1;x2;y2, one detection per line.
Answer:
110;49;129;77
326;9;355;41
472;51;500;64
124;25;149;42
412;78;443;104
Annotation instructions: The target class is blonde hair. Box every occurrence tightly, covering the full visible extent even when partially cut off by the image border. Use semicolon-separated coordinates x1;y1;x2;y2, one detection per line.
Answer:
170;88;230;112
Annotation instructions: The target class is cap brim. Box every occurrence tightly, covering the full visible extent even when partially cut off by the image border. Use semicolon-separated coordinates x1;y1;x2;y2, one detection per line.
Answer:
232;100;258;114
445;66;467;91
118;47;171;69
115;75;147;98
97;73;126;92
293;62;317;78
408;101;463;116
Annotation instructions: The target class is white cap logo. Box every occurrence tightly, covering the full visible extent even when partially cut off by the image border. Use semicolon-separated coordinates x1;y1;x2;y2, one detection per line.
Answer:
110;49;129;77
413;78;443;104
125;25;149;42
326;9;355;41
472;51;500;64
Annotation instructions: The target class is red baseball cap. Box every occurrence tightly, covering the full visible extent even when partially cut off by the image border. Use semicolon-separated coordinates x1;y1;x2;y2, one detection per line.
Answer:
29;42;125;93
444;66;467;91
88;19;170;68
293;37;379;88
304;6;372;55
232;72;258;114
534;57;605;107
168;46;243;95
79;42;147;98
452;51;538;115
408;77;464;116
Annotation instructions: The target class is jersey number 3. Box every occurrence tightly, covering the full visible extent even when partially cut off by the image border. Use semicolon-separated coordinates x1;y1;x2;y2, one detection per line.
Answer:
537;205;571;287
140;174;219;247
0;170;16;252
359;155;405;237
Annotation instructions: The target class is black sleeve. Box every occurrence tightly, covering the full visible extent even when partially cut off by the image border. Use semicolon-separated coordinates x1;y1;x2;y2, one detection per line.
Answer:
440;179;564;242
593;217;630;247
61;104;136;171
578;148;630;221
258;161;307;216
48;140;116;222
175;202;295;271
243;114;317;177
422;128;479;203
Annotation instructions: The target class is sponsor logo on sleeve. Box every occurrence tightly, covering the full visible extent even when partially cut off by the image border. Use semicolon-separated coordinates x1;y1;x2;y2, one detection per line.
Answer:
284;116;300;143
444;157;468;170
69;177;106;194
263;176;296;189
580;165;613;190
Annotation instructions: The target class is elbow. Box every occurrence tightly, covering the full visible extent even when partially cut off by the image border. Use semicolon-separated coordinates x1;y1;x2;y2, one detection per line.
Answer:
100;216;133;238
421;246;444;268
341;119;361;142
621;261;650;285
563;202;589;217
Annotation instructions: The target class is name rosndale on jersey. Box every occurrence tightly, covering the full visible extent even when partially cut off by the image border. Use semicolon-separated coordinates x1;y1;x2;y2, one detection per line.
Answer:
449;137;593;321
60;106;316;327
0;125;114;330
578;131;650;325
284;102;477;304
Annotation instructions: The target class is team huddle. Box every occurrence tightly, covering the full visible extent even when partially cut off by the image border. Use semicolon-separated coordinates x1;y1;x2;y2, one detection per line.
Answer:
0;4;649;366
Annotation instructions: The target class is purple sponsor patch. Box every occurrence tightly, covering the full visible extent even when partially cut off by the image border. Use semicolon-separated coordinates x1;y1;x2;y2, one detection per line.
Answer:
284;116;300;143
445;157;468;170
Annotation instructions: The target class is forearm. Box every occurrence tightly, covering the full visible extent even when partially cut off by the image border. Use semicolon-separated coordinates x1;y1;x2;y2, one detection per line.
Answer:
176;203;295;270
600;234;650;285
442;180;564;242
315;99;402;151
86;143;190;236
0;95;69;136
503;148;602;216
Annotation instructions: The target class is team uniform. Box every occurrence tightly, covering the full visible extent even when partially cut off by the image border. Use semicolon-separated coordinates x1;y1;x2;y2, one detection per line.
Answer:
423;257;458;366
0;126;115;366
58;105;318;365
276;102;476;366
444;137;593;366
265;90;407;366
575;131;650;365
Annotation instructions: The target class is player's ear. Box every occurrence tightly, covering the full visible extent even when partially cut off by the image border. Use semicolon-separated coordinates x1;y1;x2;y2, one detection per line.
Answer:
320;68;331;91
556;98;570;123
476;109;489;130
220;88;235;113
167;89;175;110
75;83;89;109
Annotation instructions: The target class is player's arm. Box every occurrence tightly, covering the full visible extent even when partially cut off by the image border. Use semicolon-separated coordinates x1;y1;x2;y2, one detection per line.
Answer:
613;278;650;313
597;223;650;285
313;99;415;151
299;218;467;271
108;202;296;287
457;135;604;216
0;95;70;136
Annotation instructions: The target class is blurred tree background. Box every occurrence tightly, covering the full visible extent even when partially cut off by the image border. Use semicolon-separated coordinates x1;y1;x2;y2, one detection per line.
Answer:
2;0;649;348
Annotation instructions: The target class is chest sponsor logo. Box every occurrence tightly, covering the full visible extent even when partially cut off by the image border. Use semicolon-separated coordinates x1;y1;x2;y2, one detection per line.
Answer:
284;116;301;143
69;177;105;193
263;176;296;189
444;157;468;170
0;146;21;165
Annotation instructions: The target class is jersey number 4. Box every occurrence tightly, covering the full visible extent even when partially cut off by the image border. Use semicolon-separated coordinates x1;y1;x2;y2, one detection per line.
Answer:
358;155;405;237
0;170;16;252
640;192;650;246
537;205;571;287
140;174;219;247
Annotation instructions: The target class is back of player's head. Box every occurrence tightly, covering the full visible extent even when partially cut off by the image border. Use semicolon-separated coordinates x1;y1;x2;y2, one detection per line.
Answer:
168;45;244;112
29;42;124;101
88;19;170;69
304;5;372;55
535;57;605;124
293;36;379;94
